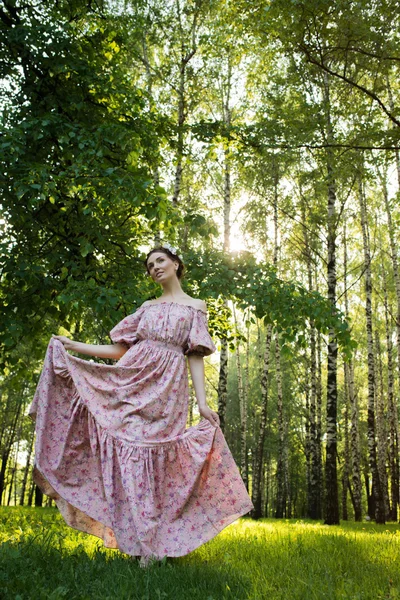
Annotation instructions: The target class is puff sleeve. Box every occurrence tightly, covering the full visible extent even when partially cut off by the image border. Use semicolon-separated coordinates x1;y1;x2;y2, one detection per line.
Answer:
109;307;144;347
184;310;216;357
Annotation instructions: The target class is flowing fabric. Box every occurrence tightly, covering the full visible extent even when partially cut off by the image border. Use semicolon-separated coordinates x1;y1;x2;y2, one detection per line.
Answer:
29;302;254;559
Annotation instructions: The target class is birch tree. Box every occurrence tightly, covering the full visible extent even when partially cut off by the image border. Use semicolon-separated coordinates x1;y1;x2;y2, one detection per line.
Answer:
358;178;385;523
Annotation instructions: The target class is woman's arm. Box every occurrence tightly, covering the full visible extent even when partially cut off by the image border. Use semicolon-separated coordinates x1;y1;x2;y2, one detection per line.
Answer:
187;354;220;427
52;335;127;360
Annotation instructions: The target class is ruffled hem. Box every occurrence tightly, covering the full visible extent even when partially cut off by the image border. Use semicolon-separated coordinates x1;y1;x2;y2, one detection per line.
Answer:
29;338;253;559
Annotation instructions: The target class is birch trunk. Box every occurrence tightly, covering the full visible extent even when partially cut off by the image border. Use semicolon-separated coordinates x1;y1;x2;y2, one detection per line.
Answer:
342;368;350;520
323;71;339;524
251;320;264;494
358;178;385;524
343;222;363;521
271;172;288;518
305;381;311;515
233;303;248;489
251;323;273;518
301;195;321;519
141;34;160;189
7;435;20;506
316;329;323;518
383;266;399;521
382;169;400;378
365;471;374;519
188;388;195;427
243;313;250;490
217;337;228;434
375;331;390;517
381;169;400;521
275;333;286;518
264;455;271;518
19;429;34;506
217;59;233;434
252;155;280;519
27;478;35;507
172;0;200;204
284;417;292;518
0;398;22;504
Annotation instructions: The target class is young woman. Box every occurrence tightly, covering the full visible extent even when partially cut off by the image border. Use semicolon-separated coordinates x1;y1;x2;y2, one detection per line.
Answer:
29;244;253;566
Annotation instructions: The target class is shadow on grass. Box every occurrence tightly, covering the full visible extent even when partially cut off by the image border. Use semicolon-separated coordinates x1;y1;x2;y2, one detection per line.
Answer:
0;527;252;600
1;512;400;600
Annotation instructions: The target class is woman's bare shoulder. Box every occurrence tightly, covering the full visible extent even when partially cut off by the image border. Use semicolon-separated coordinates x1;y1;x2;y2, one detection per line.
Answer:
188;298;207;311
140;300;153;307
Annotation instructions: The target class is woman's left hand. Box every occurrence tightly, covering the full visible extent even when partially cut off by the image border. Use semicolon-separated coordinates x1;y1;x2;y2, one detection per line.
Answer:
199;405;220;427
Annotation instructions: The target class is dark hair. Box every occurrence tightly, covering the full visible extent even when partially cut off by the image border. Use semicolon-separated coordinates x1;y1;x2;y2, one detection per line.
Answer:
144;246;185;280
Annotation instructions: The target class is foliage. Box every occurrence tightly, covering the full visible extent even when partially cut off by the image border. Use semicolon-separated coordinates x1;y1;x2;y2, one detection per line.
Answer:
0;0;174;367
186;249;354;355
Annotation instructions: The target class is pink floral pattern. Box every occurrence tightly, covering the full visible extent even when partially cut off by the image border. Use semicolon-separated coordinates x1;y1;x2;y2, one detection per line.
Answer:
29;302;254;560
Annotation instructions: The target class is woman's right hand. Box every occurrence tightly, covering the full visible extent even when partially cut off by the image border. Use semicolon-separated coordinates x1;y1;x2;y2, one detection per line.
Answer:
52;335;76;351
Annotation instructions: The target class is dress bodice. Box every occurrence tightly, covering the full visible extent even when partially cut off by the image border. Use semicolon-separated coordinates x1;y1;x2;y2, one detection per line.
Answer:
109;302;216;357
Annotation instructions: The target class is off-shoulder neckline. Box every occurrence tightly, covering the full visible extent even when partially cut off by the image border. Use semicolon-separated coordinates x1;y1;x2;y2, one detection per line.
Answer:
139;301;207;314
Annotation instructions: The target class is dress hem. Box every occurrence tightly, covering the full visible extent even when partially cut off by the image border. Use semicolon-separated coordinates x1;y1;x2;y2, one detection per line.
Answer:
32;463;253;559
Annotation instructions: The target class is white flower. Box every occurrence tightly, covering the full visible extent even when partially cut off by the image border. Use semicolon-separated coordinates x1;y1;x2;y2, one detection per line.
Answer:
162;242;180;258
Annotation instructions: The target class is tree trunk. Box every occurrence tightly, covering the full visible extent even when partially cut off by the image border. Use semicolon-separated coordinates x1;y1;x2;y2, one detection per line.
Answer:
316;329;324;519
284;416;291;518
375;331;390;517
34;484;43;508
243;312;250;490
301;194;321;519
19;429;35;506
172;0;199;205
217;335;228;434
0;398;22;505
342;367;350;521
383;265;399;521
28;478;35;507
305;380;311;516
188;388;195;427
264;454;271;518
343;221;363;521
358;178;385;524
251;323;273;519
380;166;400;521
7;435;20;506
275;333;287;518
233;303;248;489
251;318;264;493
364;470;375;519
323;71;339;525
141;33;161;188
217;60;233;434
341;225;349;520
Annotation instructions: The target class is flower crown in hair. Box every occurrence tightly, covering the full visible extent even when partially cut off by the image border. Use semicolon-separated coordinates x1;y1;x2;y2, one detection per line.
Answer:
162;242;181;259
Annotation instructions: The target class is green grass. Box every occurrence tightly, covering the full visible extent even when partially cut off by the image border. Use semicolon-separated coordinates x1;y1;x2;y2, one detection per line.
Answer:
1;508;400;599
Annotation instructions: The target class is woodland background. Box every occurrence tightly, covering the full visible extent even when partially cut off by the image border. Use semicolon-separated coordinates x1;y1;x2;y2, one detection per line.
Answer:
1;0;400;528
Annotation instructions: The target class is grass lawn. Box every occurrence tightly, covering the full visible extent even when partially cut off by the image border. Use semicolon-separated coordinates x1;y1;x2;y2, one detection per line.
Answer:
1;507;400;599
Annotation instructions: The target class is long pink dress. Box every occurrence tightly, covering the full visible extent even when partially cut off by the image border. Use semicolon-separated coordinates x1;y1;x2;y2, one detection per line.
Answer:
29;301;253;560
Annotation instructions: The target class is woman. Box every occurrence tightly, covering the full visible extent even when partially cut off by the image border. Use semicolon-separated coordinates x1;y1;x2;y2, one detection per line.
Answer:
29;244;253;566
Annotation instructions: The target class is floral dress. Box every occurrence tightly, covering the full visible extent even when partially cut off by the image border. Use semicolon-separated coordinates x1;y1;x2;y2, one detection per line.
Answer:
29;301;254;560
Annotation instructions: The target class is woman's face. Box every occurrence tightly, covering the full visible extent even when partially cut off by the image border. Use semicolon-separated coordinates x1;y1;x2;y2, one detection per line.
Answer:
146;252;178;283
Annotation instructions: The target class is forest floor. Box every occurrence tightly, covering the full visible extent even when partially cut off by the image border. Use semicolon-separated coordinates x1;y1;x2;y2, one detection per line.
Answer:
1;508;400;599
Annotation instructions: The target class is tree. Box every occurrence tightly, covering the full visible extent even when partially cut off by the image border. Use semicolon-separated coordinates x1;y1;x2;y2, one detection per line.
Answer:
358;176;385;523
